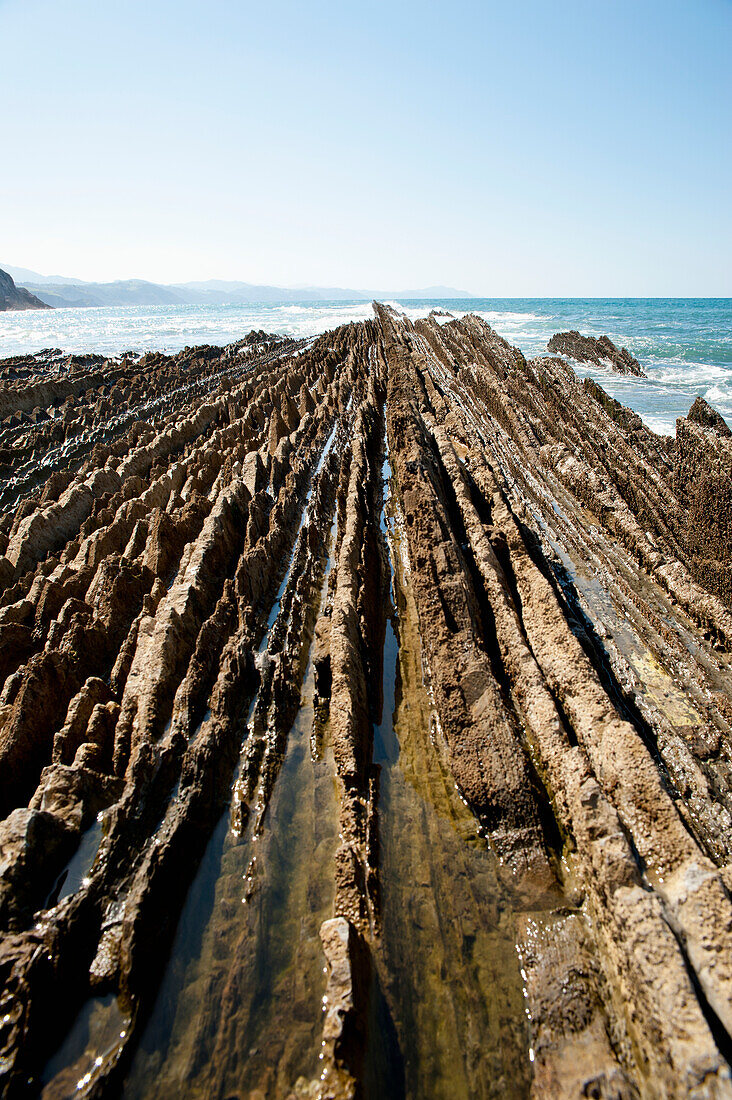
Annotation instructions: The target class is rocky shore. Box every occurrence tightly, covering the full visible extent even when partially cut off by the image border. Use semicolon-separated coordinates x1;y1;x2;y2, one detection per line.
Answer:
0;306;731;1098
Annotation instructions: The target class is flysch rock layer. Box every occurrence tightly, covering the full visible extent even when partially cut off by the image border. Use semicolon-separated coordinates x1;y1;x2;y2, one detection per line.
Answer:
0;306;730;1098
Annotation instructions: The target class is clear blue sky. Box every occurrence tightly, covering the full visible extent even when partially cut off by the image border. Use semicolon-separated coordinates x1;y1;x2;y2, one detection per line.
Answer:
2;0;730;294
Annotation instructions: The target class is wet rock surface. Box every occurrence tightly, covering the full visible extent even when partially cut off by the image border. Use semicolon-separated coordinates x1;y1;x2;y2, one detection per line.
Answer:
547;330;645;375
0;307;731;1098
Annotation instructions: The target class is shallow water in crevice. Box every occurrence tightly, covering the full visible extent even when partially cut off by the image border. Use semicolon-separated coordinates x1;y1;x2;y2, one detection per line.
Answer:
32;406;344;1100
258;417;339;650
44;815;103;910
123;540;339;1099
371;447;532;1100
40;994;130;1099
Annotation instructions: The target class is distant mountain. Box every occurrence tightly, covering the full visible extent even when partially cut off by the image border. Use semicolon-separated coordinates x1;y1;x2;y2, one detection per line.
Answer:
173;280;473;303
24;280;190;309
171;281;328;304
0;268;52;312
1;264;86;287
370;285;473;300
1;264;473;308
174;280;474;303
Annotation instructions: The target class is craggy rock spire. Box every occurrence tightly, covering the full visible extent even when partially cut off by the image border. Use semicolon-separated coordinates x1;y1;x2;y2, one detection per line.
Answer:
0;308;731;1098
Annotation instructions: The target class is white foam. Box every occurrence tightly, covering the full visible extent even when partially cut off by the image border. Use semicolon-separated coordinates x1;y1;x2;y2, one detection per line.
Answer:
704;384;732;407
381;301;435;323
639;413;676;437
474;309;543;325
650;362;728;385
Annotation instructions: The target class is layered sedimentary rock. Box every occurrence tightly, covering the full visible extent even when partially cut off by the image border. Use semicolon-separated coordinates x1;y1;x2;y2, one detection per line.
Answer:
548;329;645;375
0;306;731;1099
0;269;51;312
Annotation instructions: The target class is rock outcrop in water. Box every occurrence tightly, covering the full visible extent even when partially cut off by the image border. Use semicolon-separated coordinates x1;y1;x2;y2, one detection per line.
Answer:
0;307;731;1099
548;329;645;375
0;269;52;312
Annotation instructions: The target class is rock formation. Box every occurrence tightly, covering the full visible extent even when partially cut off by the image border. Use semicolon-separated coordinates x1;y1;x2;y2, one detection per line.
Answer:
0;307;731;1098
0;269;52;312
548;329;645;375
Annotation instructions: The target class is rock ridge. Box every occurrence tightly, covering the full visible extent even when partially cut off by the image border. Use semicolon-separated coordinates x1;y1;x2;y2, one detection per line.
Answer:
0;307;730;1098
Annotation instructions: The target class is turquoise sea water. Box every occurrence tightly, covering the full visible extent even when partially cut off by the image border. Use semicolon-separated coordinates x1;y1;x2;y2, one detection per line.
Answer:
0;298;729;434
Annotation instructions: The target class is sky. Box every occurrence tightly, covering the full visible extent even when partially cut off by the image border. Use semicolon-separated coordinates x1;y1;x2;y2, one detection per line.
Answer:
1;0;731;295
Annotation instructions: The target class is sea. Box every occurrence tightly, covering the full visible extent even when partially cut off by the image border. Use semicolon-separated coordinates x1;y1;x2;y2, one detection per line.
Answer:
1;298;730;436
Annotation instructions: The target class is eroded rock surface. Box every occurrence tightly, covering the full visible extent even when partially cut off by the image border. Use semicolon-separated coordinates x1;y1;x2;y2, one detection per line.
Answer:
0;307;731;1099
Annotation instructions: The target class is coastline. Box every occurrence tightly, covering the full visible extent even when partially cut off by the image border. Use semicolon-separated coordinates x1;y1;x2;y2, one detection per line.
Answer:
1;297;729;436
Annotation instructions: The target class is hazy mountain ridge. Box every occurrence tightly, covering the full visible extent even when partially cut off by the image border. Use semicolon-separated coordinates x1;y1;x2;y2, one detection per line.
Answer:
1;265;472;308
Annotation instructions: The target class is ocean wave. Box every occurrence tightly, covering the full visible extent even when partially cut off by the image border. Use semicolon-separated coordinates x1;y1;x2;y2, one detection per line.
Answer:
704;385;732;408
639;414;676;437
474;310;544;325
648;362;730;385
381;301;435;321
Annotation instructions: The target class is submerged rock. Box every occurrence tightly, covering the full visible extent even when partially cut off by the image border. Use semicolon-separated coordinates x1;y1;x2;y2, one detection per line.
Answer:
548;329;645;375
